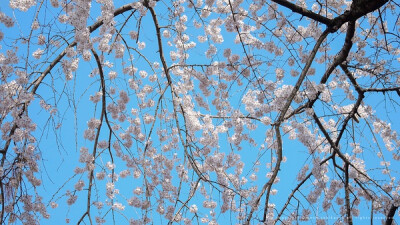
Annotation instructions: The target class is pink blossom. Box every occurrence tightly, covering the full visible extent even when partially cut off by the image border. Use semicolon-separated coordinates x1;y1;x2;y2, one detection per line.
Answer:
67;195;77;205
74;180;85;191
96;171;106;180
138;41;146;50
108;71;117;79
163;30;171;38
275;68;284;80
32;49;44;59
50;202;58;209
106;161;115;170
89;92;103;103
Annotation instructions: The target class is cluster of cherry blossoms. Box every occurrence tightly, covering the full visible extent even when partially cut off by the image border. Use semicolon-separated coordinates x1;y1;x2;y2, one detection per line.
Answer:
1;0;400;224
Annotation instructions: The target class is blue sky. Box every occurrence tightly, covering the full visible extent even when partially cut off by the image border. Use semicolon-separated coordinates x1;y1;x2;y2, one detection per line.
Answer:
1;1;399;225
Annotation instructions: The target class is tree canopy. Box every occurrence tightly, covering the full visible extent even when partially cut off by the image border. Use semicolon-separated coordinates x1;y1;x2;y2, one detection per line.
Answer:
0;0;399;224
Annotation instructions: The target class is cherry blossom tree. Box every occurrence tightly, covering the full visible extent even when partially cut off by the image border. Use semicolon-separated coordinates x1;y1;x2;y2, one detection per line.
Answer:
0;0;399;224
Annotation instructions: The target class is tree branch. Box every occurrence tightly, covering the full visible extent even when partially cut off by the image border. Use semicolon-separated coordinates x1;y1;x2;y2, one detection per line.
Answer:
344;162;353;225
385;204;398;225
272;0;332;25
